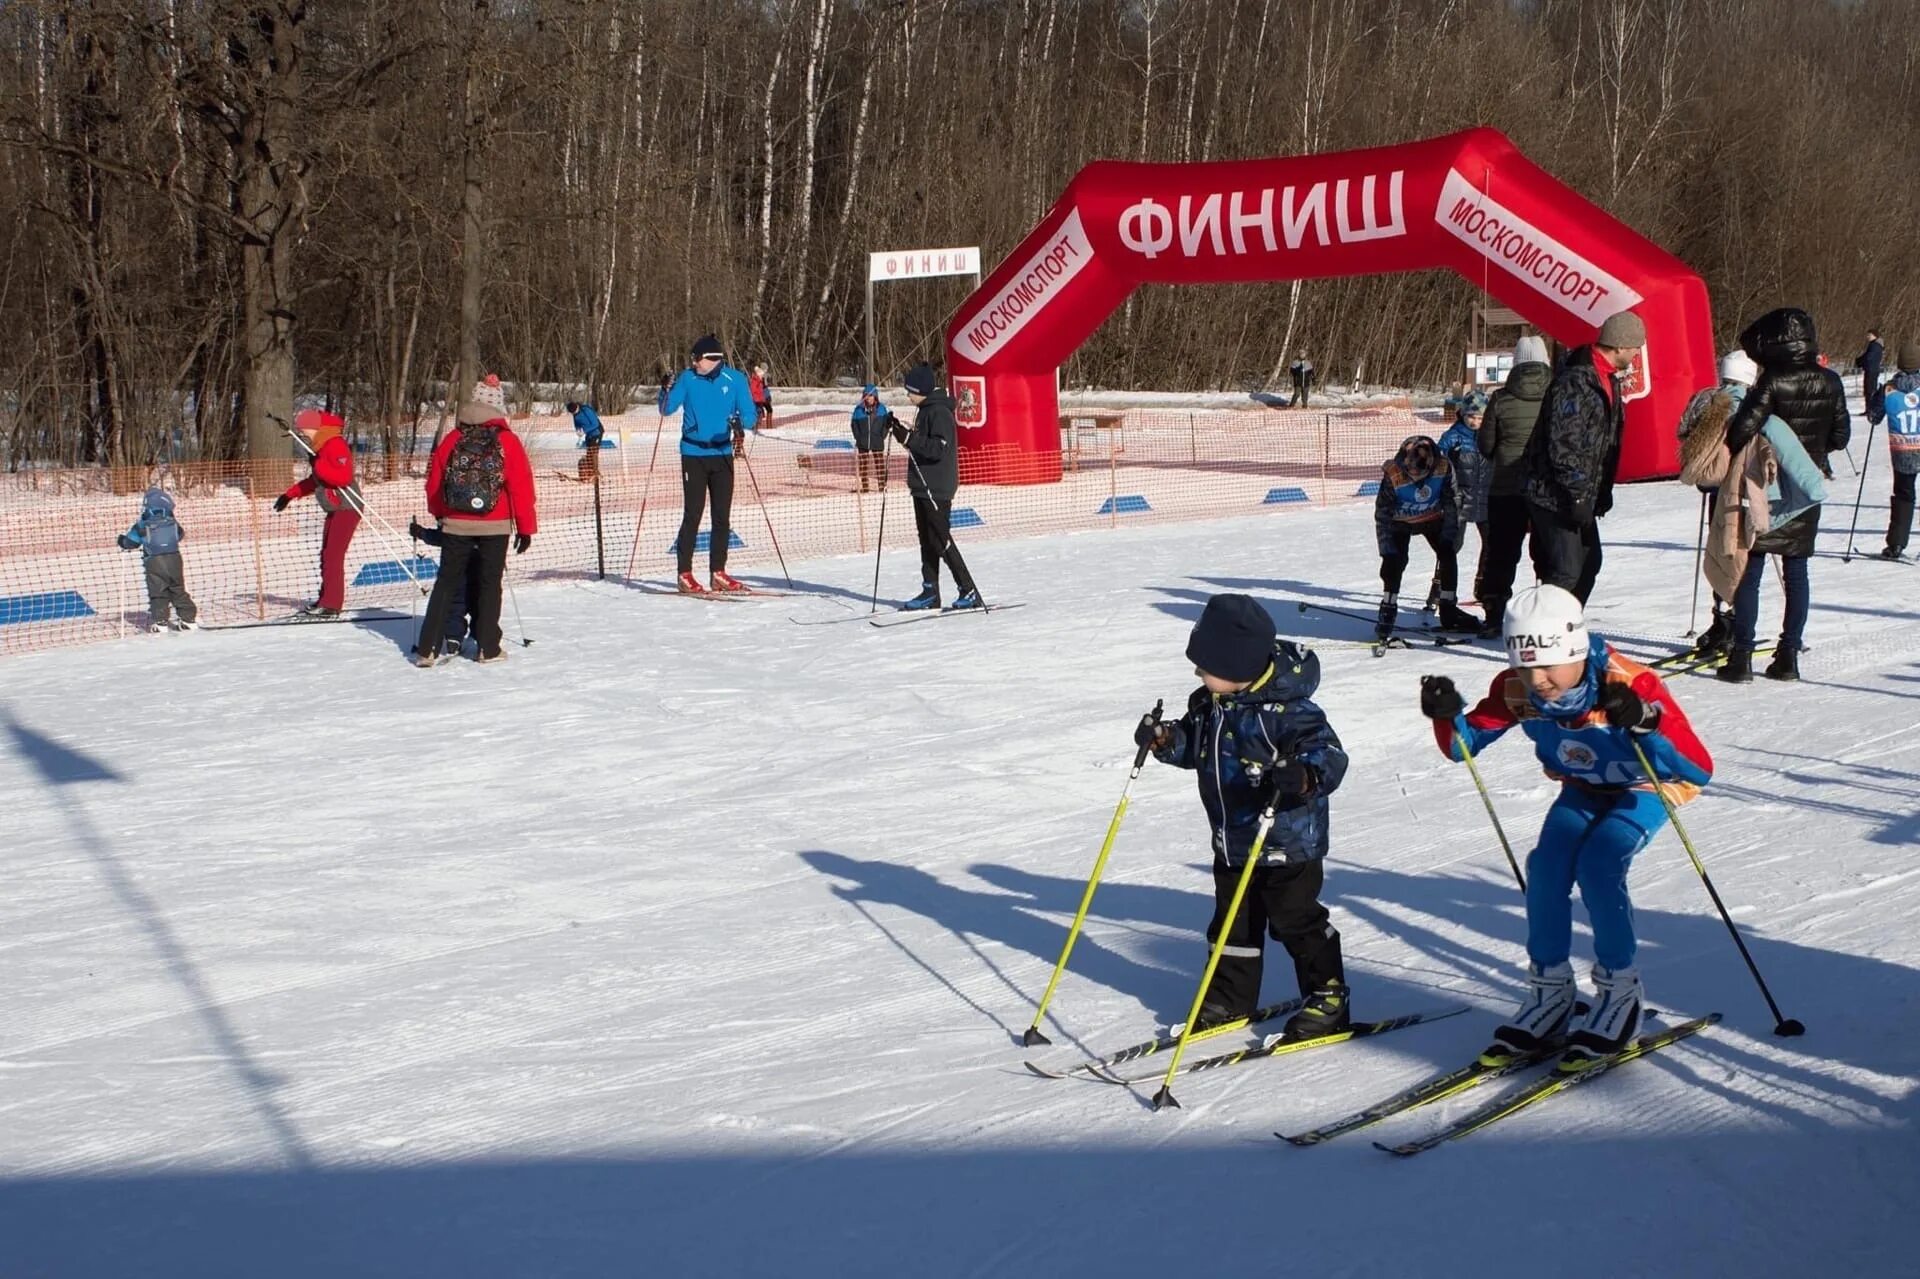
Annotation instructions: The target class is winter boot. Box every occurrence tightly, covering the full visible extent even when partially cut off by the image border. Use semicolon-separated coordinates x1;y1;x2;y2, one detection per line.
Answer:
902;583;940;611
1716;647;1754;683
170;619;199;632
1475;595;1507;640
1763;646;1800;681
411;649;438;669
148;621;169;634
1485;961;1576;1062
1423;575;1441;612
1374;592;1399;641
1192;1000;1248;1033
710;570;749;593
1878;545;1906;562
948;588;983;611
1695;608;1732;656
1437;594;1481;633
298;601;338;618
1563;966;1642;1064
476;647;508;665
1281;982;1351;1042
676;571;709;595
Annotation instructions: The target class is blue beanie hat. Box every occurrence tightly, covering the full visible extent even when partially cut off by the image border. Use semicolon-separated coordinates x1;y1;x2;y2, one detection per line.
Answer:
1185;594;1276;682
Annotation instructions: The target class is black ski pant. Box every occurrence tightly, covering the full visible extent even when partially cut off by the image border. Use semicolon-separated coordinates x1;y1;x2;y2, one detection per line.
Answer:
418;533;507;658
1527;504;1603;604
143;552;197;625
912;492;976;597
1203;858;1345;1017
1380;524;1455;596
1476;494;1531;621
1889;469;1916;555
676;454;735;575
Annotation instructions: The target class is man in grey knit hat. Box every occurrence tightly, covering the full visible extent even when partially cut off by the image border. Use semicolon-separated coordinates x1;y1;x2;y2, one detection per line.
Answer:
1519;310;1645;604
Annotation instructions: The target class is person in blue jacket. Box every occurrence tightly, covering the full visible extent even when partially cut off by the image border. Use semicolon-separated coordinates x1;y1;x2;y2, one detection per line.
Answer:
116;486;199;631
566;399;605;482
1436;392;1491;627
1374;434;1473;638
1136;594;1352;1041
849;385;893;493
658;334;760;593
1879;341;1920;560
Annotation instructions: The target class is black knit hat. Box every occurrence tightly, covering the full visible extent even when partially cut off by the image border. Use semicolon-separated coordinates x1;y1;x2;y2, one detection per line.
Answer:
1899;341;1920;374
903;363;938;397
691;334;725;360
1186;594;1276;682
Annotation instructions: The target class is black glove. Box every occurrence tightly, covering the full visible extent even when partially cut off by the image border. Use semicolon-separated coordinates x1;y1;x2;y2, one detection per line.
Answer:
1133;710;1169;752
514;532;532;555
1263;759;1315;798
731;427;746;451
272;494;291;512
1420;675;1465;720
1598;682;1660;735
116;533;138;551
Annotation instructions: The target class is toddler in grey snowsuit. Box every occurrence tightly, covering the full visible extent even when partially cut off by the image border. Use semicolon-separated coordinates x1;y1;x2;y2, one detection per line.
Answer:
116;487;198;630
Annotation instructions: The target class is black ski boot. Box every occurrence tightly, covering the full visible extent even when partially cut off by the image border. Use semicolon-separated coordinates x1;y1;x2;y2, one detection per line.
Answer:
1281;982;1351;1042
1475;595;1506;640
1437;596;1481;633
1375;593;1399;642
1192;1001;1247;1033
1763;646;1800;681
1717;647;1754;683
1695;608;1732;656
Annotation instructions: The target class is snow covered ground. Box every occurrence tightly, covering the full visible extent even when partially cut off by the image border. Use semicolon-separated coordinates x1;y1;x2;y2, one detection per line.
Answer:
3;449;1915;1277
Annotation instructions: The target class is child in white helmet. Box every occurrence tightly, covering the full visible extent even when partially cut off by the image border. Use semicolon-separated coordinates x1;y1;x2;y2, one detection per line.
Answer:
1416;585;1714;1066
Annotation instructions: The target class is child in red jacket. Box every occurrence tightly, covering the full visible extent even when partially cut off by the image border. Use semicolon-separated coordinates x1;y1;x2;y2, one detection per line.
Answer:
274;426;362;617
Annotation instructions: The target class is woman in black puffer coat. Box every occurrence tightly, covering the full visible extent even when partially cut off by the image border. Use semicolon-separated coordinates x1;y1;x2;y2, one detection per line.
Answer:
1719;307;1852;682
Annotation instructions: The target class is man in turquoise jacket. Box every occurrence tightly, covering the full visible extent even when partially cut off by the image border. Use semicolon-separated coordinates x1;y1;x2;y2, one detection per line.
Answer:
659;334;760;593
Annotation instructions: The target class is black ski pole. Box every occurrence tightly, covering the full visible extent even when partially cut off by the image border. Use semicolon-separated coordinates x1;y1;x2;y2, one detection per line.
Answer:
1627;740;1804;1037
868;429;891;613
1685;490;1707;637
1842;420;1878;562
1296;599;1385;629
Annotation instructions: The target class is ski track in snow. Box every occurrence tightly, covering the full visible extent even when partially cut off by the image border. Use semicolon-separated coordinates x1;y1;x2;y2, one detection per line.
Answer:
2;437;1917;1277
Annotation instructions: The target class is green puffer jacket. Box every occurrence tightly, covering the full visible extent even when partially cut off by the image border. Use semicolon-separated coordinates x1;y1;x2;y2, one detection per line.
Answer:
1480;361;1552;498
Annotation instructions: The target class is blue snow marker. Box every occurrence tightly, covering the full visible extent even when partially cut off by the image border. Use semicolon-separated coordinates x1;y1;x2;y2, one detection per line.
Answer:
950;507;984;528
0;590;95;627
1356;480;1381;496
579;438;617;449
670;530;748;555
813;438;855;450
1097;495;1151;516
1263;487;1310;505
353;556;439;587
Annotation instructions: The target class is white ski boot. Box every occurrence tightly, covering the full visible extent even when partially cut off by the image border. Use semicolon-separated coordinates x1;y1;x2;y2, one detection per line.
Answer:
1563;966;1642;1062
1483;961;1576;1063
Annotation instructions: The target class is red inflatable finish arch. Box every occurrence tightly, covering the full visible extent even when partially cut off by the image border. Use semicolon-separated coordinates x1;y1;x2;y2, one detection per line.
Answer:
946;127;1713;485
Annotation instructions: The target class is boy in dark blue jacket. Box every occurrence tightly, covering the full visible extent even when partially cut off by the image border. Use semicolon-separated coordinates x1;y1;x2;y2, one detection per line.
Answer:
1138;594;1352;1040
116;487;199;631
1375;434;1472;638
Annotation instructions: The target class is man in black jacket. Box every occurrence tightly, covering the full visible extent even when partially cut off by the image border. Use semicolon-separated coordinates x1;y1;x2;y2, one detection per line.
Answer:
1718;307;1851;682
893;363;981;610
1860;328;1885;426
1519;311;1645;604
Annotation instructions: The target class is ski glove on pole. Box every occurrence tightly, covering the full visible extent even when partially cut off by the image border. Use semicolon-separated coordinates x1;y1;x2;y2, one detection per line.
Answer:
1419;675;1466;720
1598;683;1660;734
1260;758;1316;798
1133;711;1172;753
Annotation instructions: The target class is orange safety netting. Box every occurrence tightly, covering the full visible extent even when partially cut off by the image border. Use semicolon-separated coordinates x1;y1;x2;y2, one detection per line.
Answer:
0;405;1432;656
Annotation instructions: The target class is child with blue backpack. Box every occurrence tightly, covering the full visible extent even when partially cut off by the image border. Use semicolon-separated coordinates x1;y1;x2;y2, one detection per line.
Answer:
1136;594;1353;1041
116;487;199;631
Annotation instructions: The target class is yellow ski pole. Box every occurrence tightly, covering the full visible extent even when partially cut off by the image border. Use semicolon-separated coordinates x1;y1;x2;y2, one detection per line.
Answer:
1023;700;1164;1047
1152;799;1278;1111
1456;731;1526;892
